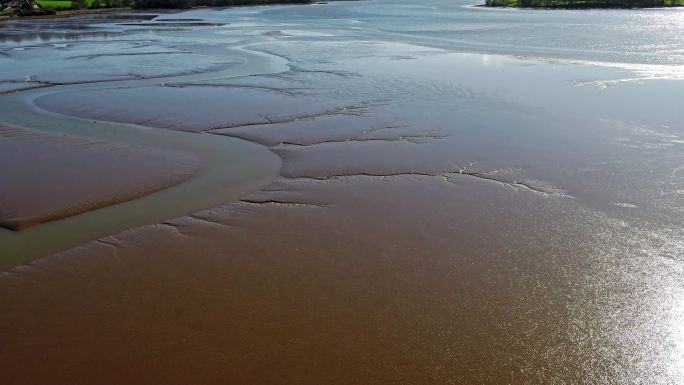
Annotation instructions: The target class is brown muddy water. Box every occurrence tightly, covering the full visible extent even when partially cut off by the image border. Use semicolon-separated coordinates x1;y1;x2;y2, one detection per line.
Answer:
1;1;684;384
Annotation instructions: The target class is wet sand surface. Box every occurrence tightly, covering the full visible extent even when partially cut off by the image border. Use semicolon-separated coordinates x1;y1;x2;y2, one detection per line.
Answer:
0;124;200;230
1;1;684;384
2;176;683;384
34;86;349;132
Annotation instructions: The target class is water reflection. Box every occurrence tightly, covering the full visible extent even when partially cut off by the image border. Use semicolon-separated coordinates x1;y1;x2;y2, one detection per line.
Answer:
0;13;157;43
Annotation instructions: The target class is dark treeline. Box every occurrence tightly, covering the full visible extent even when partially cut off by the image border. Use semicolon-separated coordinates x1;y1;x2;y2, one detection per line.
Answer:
485;0;682;7
134;0;311;9
0;0;312;16
72;0;133;8
1;0;47;15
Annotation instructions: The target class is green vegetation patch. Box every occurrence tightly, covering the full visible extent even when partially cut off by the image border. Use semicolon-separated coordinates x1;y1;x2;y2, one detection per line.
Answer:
35;0;72;8
36;0;132;9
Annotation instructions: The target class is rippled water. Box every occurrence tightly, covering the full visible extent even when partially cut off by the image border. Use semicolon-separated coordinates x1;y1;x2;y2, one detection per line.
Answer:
252;0;684;65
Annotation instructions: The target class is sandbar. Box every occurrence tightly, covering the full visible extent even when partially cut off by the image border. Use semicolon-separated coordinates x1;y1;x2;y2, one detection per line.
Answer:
0;124;200;230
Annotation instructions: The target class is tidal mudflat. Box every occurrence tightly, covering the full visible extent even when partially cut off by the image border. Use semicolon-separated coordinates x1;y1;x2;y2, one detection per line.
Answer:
1;1;683;384
0;123;200;230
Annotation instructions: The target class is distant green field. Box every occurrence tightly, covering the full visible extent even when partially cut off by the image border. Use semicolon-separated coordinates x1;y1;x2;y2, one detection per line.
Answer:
35;0;105;9
35;0;74;8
